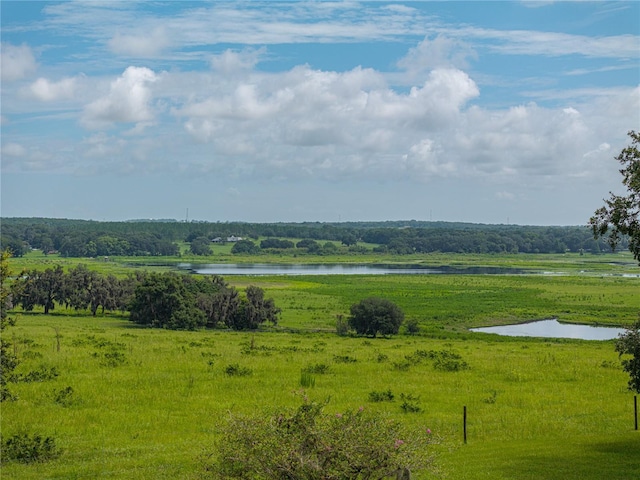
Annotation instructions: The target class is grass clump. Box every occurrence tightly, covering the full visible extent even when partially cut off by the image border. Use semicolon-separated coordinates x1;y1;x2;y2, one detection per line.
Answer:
224;363;252;377
299;371;316;388
302;363;331;374
368;389;395;403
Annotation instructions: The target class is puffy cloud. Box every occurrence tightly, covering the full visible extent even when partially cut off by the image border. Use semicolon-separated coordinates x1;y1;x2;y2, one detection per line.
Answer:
1;43;37;82
210;48;266;75
397;35;477;78
82;66;157;129
2;142;27;157
108;27;170;57
26;77;77;102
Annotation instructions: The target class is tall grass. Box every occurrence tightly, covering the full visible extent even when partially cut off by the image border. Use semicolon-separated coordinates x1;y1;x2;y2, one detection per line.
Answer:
2;314;638;479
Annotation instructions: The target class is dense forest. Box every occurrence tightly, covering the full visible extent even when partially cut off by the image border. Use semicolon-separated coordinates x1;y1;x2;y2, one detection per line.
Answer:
0;217;625;257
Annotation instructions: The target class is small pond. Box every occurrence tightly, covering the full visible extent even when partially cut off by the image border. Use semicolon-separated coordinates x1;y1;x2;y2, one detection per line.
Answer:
177;263;527;276
470;319;626;341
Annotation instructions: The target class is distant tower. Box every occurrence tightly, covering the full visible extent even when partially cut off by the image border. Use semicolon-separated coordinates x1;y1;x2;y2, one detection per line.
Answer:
186;208;189;223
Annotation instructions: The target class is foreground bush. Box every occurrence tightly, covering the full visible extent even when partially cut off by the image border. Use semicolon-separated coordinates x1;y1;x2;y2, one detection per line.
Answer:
203;394;437;479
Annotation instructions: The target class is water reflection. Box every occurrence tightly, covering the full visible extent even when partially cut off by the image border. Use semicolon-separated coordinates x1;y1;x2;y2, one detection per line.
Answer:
178;263;525;276
470;319;626;340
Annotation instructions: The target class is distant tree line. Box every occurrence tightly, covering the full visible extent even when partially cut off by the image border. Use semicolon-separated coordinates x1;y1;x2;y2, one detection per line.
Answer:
10;266;279;330
1;217;625;257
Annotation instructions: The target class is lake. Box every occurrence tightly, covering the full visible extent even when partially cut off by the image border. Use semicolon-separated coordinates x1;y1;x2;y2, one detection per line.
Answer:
177;263;527;276
470;319;626;340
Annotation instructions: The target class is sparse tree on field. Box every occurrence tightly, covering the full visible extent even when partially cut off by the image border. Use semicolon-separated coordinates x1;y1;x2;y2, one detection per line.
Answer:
349;297;404;337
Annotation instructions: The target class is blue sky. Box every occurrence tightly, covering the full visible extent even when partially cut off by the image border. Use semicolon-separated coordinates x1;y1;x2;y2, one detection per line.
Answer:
1;1;638;225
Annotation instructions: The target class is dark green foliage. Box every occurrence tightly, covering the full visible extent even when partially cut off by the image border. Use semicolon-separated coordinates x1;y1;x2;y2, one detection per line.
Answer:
302;363;331;374
204;396;437;479
1;251;18;401
224;285;280;330
333;354;357;363
404;318;420;335
13;365;59;383
348;297;404;337
615;319;640;393
590;130;640;263
230;239;258;254
399;393;422;413
368;389;395;402
1;433;60;463
224;363;252;377
128;273;206;330
190;236;212;255
53;386;76;407
0;216;625;256
260;238;294;249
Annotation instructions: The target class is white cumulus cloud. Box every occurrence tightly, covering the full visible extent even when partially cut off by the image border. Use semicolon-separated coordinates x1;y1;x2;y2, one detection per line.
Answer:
26;77;77;101
82;66;157;129
1;43;37;82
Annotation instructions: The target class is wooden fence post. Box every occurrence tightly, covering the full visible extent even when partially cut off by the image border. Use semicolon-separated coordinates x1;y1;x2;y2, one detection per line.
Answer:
463;405;467;444
635;395;638;431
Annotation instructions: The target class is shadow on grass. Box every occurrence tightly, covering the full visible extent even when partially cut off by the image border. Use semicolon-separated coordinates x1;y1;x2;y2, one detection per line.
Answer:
500;434;640;480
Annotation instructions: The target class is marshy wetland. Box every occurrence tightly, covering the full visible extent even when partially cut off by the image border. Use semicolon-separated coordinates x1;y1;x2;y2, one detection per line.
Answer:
2;250;639;479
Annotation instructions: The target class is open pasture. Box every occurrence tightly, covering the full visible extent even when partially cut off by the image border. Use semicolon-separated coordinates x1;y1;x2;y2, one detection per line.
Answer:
2;253;639;479
2;312;639;479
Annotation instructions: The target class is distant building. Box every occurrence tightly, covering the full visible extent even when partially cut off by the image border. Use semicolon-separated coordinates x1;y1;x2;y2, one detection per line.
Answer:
227;235;243;242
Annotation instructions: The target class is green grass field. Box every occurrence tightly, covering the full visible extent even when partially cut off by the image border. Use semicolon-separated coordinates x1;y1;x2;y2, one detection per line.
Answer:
2;253;639;479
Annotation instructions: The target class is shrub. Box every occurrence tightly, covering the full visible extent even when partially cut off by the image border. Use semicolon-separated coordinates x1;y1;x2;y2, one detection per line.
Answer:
203;395;437;479
368;389;395;402
53;386;77;407
1;433;60;463
335;315;350;336
14;365;59;383
399;393;422;413
224;363;252;377
404;318;420;335
333;355;357;363
302;363;331;374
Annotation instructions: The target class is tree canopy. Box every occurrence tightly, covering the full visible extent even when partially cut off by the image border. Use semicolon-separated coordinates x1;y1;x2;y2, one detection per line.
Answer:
348;297;404;337
590;130;640;264
615;319;640;394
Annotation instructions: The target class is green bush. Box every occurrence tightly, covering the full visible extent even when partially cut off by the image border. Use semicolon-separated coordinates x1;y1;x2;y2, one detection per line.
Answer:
302;363;331;374
203;395;437;479
223;363;252;377
368;389;395;402
1;433;60;463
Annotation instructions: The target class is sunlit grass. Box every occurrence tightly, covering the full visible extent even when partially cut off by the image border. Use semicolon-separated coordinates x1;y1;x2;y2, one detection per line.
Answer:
2;314;638;479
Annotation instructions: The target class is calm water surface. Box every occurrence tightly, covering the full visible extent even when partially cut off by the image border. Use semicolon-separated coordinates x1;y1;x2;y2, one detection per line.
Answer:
470;319;626;340
177;263;526;276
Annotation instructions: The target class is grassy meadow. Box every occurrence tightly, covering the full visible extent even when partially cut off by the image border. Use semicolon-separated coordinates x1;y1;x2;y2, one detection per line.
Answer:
2;252;639;479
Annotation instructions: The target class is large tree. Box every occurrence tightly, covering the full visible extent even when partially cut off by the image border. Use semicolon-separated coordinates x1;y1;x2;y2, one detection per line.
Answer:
590;130;640;264
348;297;404;337
128;273;206;330
591;131;640;394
